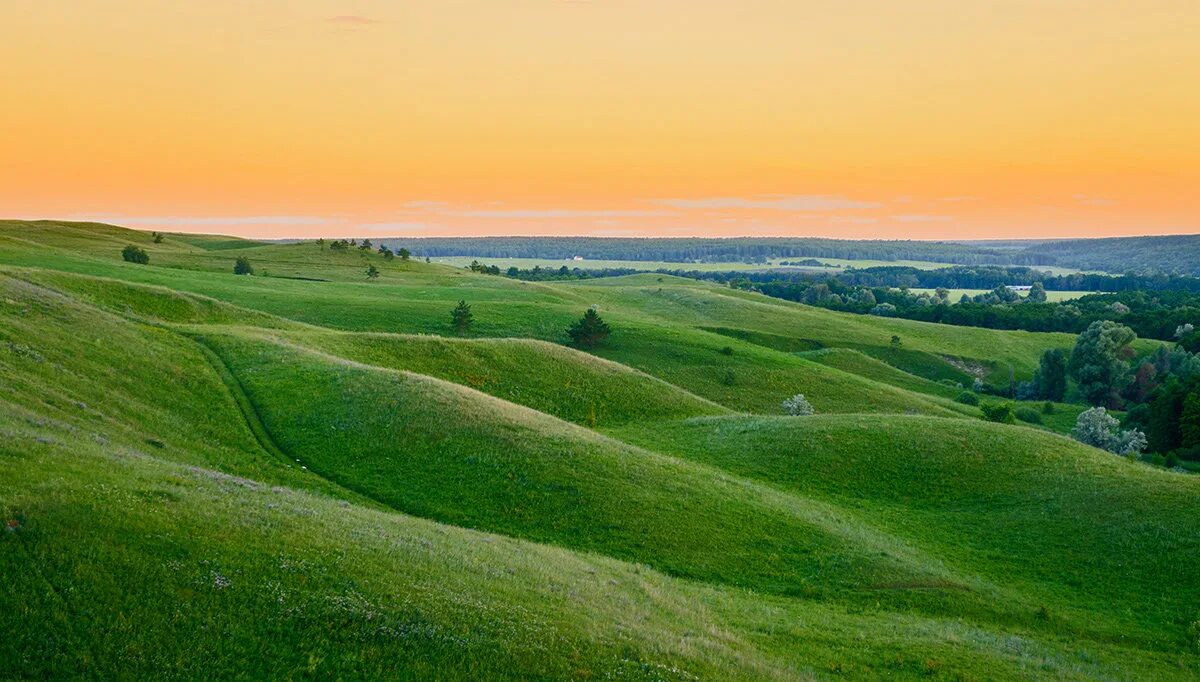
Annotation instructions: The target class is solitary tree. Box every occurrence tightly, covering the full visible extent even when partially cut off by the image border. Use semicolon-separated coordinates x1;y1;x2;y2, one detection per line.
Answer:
366;265;380;279
233;256;254;275
121;245;150;264
398;247;411;262
152;231;164;244
1035;348;1068;401
567;308;610;349
451;300;474;336
890;335;902;349
1069;320;1136;407
360;239;372;251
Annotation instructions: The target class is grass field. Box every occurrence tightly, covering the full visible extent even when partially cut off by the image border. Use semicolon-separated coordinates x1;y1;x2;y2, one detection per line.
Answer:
3;220;1196;679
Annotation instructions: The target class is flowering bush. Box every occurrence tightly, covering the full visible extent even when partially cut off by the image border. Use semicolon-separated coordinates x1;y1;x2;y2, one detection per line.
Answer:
1072;407;1147;457
782;394;814;416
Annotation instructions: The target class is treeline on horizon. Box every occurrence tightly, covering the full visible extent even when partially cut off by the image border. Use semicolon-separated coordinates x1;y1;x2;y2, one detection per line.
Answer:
474;262;1200;343
382;234;1200;276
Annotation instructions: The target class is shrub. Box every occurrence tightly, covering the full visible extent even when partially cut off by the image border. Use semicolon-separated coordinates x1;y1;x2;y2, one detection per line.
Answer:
719;346;735;356
1042;401;1055;414
980;402;1016;424
1072;407;1147;457
782;394;814;416
1014;406;1042;424
567;308;610;349
121;245;149;264
233;256;254;275
720;370;736;386
955;391;979;406
366;265;380;279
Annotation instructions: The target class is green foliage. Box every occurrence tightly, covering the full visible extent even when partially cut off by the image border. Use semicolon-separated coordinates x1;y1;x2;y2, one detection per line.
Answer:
1042;400;1056;414
955;391;980;406
450;299;473;336
121;244;150;264
1069;320;1136;407
1035;348;1068;401
398;247;411;261
366;264;380;279
567;307;610;349
980;402;1016;424
1014;406;1042;424
152;231;164;244
233;256;253;275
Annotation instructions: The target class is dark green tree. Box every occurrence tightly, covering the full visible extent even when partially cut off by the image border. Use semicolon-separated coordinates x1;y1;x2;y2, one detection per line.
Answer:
567;308;611;349
152;231;164;244
398;248;411;261
451;300;473;336
1026;281;1047;302
121;245;150;264
1182;392;1200;449
366;265;380;279
233;256;253;275
1069;320;1136;407
1035;348;1068;401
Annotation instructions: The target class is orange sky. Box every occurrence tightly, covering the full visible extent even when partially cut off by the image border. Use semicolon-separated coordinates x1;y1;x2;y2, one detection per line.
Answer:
2;1;1198;239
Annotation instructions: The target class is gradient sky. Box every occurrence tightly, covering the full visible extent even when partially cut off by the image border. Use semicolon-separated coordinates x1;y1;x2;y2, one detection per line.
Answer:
2;1;1198;239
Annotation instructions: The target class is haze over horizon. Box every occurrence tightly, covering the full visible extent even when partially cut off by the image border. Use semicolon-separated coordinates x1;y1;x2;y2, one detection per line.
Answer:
3;1;1198;240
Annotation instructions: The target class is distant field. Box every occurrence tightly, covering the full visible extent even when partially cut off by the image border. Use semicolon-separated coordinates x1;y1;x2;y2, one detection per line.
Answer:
433;254;1090;276
430;254;1082;273
909;287;1092;302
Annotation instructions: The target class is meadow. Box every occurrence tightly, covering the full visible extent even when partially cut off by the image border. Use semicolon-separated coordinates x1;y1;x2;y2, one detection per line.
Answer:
3;220;1197;680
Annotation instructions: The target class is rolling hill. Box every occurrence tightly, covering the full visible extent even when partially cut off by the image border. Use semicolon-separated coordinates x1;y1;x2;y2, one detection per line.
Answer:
3;220;1198;680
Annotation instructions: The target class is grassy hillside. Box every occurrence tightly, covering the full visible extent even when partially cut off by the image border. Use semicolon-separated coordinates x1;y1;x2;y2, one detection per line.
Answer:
4;220;1198;679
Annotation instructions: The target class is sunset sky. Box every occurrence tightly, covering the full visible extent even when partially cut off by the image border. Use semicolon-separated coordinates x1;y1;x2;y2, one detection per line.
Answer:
2;1;1198;240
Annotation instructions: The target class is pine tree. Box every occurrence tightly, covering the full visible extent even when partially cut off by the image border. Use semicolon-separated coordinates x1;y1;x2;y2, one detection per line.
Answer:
567;308;610;348
451;300;473;336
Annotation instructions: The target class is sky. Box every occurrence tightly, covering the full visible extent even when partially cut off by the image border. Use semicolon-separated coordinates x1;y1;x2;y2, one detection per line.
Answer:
2;1;1198;240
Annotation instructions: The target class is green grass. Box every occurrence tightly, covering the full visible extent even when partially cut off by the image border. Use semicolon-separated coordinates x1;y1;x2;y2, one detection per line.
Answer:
3;219;1198;679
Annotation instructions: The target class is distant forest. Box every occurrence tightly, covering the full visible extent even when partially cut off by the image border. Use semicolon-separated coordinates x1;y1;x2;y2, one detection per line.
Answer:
382;234;1200;276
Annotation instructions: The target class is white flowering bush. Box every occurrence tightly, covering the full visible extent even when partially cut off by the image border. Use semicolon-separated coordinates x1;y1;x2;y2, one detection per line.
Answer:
1072;407;1147;457
782;394;814;416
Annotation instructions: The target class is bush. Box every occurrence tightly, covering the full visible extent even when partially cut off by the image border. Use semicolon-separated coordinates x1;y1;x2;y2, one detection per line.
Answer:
1042;401;1055;414
955;391;979;406
720;370;736;386
1072;407;1147;457
1014;406;1042;424
121;245;149;264
782;394;814;416
233;256;253;275
719;346;735;356
980;402;1016;424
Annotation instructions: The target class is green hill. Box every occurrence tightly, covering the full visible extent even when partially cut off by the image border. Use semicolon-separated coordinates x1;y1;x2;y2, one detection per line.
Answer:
3;220;1198;679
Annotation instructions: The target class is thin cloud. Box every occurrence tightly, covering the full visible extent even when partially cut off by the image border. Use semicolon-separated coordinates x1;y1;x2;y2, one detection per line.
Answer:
452;209;673;218
401;200;449;209
326;15;378;25
359;222;430;232
892;214;954;222
1073;194;1117;207
656;195;880;211
69;214;335;227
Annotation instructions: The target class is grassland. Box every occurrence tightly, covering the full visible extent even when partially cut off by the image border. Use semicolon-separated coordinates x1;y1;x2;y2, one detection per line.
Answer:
3;220;1197;680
